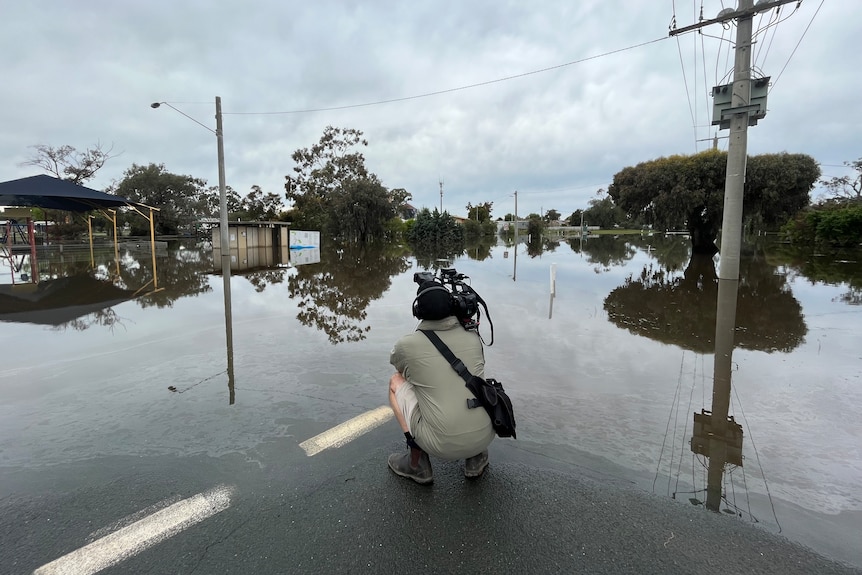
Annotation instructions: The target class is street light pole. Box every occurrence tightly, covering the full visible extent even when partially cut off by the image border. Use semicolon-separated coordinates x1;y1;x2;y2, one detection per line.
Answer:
150;98;229;256
151;97;234;403
215;96;230;259
214;96;234;404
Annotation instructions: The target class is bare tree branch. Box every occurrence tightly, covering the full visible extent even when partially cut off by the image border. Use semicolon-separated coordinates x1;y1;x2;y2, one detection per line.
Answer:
19;142;121;185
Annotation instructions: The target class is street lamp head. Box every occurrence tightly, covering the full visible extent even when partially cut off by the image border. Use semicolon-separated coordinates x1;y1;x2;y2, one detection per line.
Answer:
148;100;216;135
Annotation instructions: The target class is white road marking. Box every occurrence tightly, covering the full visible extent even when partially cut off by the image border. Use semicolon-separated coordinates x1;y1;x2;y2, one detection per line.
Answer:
300;405;393;456
86;495;183;542
34;485;234;575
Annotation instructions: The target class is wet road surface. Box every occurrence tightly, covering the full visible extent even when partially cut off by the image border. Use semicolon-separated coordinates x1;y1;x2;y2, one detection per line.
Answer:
3;419;860;575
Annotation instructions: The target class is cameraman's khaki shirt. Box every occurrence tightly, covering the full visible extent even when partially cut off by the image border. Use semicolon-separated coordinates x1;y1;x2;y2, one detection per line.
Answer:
390;317;495;460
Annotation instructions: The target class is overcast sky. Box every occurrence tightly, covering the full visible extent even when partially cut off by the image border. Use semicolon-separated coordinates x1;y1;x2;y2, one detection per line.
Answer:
1;0;859;219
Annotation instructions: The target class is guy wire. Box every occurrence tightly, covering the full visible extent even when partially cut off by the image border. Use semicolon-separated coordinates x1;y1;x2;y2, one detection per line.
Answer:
732;383;782;532
653;352;687;493
667;351;688;495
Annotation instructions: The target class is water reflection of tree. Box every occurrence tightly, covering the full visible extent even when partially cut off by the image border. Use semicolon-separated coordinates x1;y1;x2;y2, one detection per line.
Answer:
127;248;215;309
604;253;807;353
765;243;862;306
526;236;560;258
413;245;464;270
627;235;692;273
245;268;289;293
464;238;494;262
287;242;411;344
568;235;637;272
63;307;127;333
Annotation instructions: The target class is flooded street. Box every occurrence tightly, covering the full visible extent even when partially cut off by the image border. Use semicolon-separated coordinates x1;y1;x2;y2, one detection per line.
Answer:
1;235;860;569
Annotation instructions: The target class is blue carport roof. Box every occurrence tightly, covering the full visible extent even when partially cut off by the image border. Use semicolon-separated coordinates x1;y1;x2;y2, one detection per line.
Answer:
0;174;136;212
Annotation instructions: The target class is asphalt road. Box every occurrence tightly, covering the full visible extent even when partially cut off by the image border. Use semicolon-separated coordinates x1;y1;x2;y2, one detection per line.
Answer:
1;419;859;575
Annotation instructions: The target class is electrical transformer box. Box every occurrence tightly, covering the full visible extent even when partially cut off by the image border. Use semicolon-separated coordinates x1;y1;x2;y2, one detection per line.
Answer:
711;76;770;129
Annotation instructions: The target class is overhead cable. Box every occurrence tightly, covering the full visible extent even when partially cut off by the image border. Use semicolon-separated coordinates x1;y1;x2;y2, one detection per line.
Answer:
222;37;668;115
770;0;823;93
675;36;698;152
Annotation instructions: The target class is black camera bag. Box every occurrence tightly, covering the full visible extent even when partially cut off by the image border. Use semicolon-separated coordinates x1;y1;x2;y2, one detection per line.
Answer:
419;330;517;439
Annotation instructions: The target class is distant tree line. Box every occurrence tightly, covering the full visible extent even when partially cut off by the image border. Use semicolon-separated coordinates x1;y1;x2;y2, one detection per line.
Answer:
502;150;837;253
22;140;854;250
781;157;862;247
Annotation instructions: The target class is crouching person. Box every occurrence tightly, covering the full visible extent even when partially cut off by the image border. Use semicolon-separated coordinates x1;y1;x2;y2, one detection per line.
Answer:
387;279;494;484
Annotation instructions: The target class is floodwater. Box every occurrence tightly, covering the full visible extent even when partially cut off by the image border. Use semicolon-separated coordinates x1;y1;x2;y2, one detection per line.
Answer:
1;234;860;567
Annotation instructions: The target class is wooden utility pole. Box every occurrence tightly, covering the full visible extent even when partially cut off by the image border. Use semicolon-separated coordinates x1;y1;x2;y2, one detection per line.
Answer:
670;0;798;512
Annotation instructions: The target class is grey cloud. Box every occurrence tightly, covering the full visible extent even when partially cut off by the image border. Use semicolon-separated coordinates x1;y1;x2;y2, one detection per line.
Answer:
1;1;859;218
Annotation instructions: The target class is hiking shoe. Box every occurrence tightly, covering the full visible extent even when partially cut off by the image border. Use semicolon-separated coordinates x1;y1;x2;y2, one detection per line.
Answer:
464;450;489;478
388;451;433;485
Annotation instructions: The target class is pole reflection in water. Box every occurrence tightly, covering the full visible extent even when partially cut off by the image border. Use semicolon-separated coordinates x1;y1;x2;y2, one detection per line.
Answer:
222;250;235;405
700;276;744;511
513;243;517;282
512;221;518;282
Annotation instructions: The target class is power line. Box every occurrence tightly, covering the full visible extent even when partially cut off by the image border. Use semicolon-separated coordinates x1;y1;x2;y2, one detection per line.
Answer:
516;182;607;195
771;0;824;92
222;37;668;115
675;36;698;151
753;4;780;68
700;29;712;151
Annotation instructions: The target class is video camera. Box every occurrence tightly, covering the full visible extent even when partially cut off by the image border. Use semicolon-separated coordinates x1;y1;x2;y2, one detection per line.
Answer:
413;267;494;344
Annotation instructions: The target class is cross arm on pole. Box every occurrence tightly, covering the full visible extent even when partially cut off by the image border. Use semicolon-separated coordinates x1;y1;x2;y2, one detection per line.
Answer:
669;0;799;36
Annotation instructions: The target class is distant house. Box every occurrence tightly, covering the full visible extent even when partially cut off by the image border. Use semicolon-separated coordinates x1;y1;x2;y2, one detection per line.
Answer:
399;203;417;220
497;220;529;232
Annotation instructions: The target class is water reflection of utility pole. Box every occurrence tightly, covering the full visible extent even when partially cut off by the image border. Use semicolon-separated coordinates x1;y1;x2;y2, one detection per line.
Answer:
223;266;236;405
513;191;518;282
690;278;744;511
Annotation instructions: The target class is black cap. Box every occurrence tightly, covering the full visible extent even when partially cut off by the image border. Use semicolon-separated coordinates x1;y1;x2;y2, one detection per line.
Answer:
412;281;453;320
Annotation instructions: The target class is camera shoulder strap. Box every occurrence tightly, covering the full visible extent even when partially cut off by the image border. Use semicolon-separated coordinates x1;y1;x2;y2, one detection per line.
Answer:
418;329;483;409
418;329;472;383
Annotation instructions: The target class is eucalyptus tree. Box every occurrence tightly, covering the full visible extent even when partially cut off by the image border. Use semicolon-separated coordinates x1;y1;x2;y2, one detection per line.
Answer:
20;142;120;239
329;179;396;242
284;126;410;240
543;208;561;223
241;185;284;221
21;142;118;185
113;163;208;235
466;201;494;223
820;157;861;202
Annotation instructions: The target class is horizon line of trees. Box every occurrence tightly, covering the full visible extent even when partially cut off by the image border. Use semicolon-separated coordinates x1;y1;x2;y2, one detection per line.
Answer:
17;140;859;249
